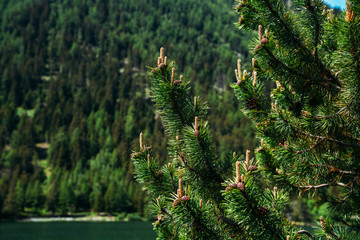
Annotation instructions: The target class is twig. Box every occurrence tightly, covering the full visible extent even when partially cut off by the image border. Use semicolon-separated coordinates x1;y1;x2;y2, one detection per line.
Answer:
312;164;360;176
296;230;315;239
299;182;350;189
293;139;324;154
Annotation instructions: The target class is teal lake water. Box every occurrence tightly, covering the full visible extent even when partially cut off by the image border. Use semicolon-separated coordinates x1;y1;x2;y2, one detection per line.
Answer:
0;222;156;240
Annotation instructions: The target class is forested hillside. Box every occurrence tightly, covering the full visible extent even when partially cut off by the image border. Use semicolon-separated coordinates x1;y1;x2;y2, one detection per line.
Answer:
0;0;255;217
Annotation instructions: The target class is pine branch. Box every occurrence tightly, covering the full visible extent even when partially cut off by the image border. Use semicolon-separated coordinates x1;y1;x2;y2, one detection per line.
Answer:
298;182;351;190
311;164;360;176
296;229;315;239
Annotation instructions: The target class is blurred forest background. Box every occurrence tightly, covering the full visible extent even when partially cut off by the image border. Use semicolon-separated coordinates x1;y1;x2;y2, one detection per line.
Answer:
0;0;257;218
0;0;341;221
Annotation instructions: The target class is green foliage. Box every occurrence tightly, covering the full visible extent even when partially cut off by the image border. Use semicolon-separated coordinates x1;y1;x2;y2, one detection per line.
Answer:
132;0;360;239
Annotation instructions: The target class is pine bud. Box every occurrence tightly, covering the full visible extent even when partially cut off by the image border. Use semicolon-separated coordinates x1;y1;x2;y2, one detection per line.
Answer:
273;186;278;199
258;25;262;41
199;199;203;209
194;117;199;136
139;132;143;151
238;17;244;24
245;150;250;170
252;71;257;87
252;58;258;68
236;80;242;86
179;179;183;197
236;161;241;183
260;38;269;44
160;47;164;62
171;68;175;85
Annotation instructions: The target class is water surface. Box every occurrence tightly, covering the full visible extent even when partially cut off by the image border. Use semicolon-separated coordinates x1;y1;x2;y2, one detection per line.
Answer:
0;221;156;240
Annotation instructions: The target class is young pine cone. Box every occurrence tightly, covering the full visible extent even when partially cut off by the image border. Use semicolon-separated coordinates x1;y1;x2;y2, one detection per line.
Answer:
237;182;245;191
225;183;238;192
248;165;258;171
181;195;190;202
173;200;181;207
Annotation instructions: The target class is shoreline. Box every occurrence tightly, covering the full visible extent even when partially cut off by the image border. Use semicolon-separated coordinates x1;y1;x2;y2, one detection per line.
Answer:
19;215;117;222
1;212;149;223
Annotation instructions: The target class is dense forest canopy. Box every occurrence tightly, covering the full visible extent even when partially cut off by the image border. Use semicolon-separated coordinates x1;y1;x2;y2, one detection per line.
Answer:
0;0;256;217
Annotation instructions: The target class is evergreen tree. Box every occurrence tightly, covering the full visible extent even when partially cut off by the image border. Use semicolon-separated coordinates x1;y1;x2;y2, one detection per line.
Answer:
132;1;360;238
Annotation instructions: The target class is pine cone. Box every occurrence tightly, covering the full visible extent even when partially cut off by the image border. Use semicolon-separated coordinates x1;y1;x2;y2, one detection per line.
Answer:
159;63;166;70
260;38;269;44
257;147;264;153
254;44;262;53
173;200;181;207
237;182;245;191
173;80;182;85
151;67;159;73
246;97;258;110
194;130;200;137
248;165;258;171
226;183;238;192
181;195;190;201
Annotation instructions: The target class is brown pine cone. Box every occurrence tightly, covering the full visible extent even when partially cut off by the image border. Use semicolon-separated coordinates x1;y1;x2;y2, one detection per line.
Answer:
194;130;200;137
260;38;269;44
248;165;258;171
237;182;245;191
173;80;182;85
173;200;181;207
181;195;190;202
254;44;262;53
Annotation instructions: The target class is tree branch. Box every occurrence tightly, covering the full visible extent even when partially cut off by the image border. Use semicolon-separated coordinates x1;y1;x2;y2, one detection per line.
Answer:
296;230;315;239
298;182;350;190
311;164;360;176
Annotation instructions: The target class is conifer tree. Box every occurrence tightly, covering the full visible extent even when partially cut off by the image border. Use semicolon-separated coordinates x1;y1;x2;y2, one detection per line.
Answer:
132;1;360;239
